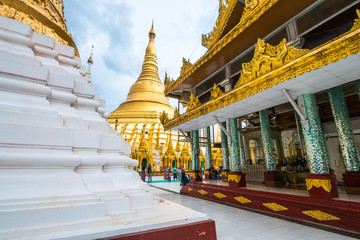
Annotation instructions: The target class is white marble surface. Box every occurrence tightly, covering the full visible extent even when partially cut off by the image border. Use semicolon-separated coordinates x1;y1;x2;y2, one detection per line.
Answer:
0;15;209;239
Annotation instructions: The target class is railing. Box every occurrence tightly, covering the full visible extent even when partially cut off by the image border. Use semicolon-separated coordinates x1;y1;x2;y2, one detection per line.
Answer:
242;164;266;181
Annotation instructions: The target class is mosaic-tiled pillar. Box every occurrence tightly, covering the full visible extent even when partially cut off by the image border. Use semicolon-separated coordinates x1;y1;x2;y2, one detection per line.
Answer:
297;94;338;198
229;118;241;172
295;111;307;160
190;130;202;182
328;86;360;194
259;110;276;171
238;131;246;167
220;122;229;180
355;80;360;101
259;109;280;186
228;118;246;187
205;126;212;179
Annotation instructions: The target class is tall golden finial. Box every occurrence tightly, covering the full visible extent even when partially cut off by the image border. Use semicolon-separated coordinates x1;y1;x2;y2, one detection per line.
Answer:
149;19;156;38
146;20;156;56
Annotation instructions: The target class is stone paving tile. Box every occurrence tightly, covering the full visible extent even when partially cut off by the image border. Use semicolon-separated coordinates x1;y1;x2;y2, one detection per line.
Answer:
151;186;356;240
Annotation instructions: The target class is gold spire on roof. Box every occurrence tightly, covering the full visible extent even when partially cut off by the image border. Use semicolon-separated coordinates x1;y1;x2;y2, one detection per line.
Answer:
109;22;174;120
146;20;157;56
149;20;156;37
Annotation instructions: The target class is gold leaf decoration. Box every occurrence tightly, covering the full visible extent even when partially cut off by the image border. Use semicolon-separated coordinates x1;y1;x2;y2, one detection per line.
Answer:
186;92;201;112
302;210;340;221
159;111;169;126
198;189;208;195
234;196;252;204
263;203;288;212
202;0;238;49
236;38;309;87
210;83;224;101
228;175;241;183
188;187;193;192
174;108;180;118
165;0;278;96
305;179;332;193
163;11;360;131
180;57;193;77
214;192;227;199
241;0;267;22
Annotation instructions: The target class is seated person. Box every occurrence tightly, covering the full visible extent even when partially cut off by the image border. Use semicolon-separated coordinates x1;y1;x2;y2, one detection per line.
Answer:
218;166;223;179
208;167;216;179
214;169;219;179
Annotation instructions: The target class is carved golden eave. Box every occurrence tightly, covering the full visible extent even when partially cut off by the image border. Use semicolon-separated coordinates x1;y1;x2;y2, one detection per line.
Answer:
202;0;239;49
174;108;180;118
165;0;278;96
180;58;193;78
210;83;224;101
186;92;201;112
160;111;170;127
235;38;310;88
163;10;360;131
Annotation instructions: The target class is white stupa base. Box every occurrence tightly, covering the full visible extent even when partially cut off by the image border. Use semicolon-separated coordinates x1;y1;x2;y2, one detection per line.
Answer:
0;16;215;240
3;197;207;240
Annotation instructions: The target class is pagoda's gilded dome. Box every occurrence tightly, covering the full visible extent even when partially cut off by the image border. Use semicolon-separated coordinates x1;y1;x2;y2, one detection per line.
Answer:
0;0;78;55
109;24;174;119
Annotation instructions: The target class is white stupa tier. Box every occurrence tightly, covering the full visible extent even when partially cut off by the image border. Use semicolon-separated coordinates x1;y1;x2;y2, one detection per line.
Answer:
0;16;209;239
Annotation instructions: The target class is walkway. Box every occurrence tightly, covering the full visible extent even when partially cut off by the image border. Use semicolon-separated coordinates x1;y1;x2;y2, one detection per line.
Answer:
148;177;356;240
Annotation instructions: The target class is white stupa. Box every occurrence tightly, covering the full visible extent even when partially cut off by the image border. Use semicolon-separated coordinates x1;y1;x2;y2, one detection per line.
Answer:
0;15;212;239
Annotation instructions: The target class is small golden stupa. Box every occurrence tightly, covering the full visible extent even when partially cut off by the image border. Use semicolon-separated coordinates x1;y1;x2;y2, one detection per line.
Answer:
108;23;189;171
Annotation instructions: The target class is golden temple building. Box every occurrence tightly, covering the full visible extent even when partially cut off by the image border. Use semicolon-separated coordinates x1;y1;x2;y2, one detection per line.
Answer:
163;0;360;195
108;24;192;171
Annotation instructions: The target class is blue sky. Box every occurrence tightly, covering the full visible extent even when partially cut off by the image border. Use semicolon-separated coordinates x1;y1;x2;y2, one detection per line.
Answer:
63;0;219;113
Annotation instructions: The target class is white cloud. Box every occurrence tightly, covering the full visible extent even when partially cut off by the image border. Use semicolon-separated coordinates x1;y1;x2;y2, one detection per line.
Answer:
64;0;218;113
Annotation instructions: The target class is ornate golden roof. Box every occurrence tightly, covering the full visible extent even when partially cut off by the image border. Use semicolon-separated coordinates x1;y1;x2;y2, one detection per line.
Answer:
163;10;360;130
0;0;78;55
109;24;174;121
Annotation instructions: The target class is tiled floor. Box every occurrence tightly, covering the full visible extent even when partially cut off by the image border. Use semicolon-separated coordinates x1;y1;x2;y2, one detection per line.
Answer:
149;176;360;202
148;176;358;239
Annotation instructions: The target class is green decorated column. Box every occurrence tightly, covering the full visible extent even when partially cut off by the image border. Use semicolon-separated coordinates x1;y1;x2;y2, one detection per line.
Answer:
238;131;246;167
220;122;230;180
297;94;338;198
295;111;307;160
328;86;360;194
205;126;212;179
228;118;246;187
260;109;280;186
190;130;202;182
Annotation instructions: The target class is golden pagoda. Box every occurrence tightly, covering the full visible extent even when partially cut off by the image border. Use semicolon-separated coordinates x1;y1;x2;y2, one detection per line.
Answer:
108;23;185;171
0;0;78;55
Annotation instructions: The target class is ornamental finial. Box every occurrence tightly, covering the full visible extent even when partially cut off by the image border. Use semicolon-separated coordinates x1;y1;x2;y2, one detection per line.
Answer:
149;20;156;38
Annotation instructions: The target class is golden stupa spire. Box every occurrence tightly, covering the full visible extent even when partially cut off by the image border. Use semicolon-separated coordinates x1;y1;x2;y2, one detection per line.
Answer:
109;21;174;119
